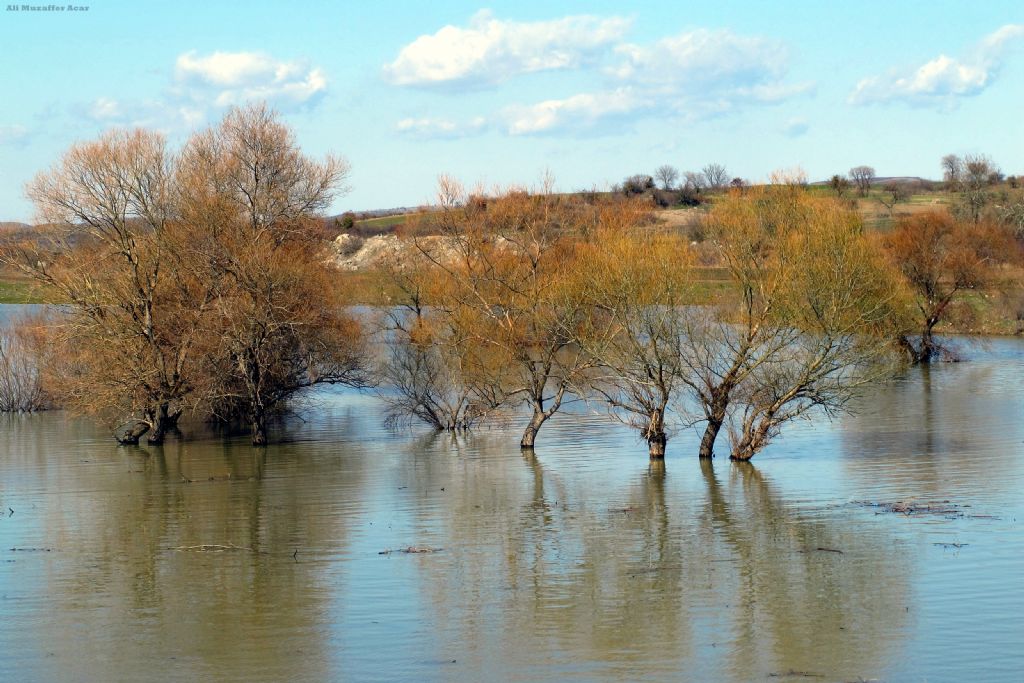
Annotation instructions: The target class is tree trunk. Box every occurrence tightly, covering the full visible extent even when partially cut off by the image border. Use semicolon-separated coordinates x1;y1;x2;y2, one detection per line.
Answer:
115;421;150;445
520;408;548;450
698;418;723;459
251;414;268;446
919;326;937;364
648;432;667;459
147;403;177;445
647;407;667;459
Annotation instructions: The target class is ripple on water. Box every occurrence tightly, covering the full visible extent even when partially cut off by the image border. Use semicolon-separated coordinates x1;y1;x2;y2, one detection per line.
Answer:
1;339;1023;681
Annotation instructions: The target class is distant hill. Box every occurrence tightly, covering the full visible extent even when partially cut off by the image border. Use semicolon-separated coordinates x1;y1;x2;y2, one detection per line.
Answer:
811;176;934;186
0;221;32;232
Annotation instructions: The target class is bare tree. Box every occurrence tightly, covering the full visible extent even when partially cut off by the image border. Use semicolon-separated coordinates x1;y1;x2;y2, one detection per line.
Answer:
654;164;679;191
702;163;730;191
849;166;875;196
376;245;506;431
942;154;963;188
0;316;51;413
412;181;647;449
4;129;200;443
683;171;706;192
954;154;1000;223
3;104;370;446
877;182;909;216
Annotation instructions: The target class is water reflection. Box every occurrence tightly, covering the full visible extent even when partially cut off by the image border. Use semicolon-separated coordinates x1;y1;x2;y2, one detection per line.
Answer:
839;344;1024;502
5;339;1024;681
0;417;370;682
402;447;911;682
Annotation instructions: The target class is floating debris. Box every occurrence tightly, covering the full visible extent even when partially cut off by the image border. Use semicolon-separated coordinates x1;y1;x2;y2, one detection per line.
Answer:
169;543;257;553
768;670;824;679
933;542;969;549
854;500;969;518
378;546;443;555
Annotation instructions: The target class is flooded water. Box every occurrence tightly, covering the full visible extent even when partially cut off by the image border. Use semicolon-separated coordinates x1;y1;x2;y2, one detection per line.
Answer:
1;320;1023;681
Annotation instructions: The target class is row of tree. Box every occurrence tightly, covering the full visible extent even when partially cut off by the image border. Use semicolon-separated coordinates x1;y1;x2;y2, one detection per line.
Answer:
2;106;1018;462
375;180;1011;460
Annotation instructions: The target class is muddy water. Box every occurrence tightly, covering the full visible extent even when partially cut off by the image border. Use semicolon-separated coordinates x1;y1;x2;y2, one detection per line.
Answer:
1;331;1023;681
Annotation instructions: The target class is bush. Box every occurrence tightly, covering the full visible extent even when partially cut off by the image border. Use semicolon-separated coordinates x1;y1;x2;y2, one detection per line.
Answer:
622;174;655;196
0;322;50;413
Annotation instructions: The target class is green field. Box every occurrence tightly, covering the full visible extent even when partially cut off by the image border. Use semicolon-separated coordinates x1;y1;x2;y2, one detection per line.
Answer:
0;279;44;304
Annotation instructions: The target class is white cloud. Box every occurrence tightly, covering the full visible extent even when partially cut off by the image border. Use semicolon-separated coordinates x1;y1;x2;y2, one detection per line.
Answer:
396;116;488;139
89;97;122;121
74;51;328;136
500;28;811;136
609;29;788;86
383;10;630;88
175;50;327;108
503;88;646;136
850;24;1024;105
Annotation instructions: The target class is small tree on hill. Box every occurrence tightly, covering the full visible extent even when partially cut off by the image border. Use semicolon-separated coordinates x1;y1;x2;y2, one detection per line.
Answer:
655;164;679;191
849;166;875;196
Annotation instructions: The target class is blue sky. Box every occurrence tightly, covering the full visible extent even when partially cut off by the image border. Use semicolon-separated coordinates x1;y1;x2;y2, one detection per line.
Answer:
1;0;1022;221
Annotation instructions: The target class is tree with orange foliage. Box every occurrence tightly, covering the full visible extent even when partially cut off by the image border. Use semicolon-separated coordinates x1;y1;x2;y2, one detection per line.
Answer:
3;104;369;445
572;227;696;458
883;211;1013;363
410;178;638;449
175;104;369;445
686;186;906;460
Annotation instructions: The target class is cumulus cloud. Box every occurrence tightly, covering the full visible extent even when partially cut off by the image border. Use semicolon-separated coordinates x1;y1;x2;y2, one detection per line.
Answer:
74;50;327;136
502;88;647;136
383;10;630;88
609;29;789;86
396;116;488;139
500;28;811;136
175;50;327;108
850;24;1024;105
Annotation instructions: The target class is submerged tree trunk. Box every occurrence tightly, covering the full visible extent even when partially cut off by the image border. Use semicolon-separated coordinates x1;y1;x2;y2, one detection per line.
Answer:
520;386;566;450
146;402;182;445
251;413;268;446
648;431;667;459
115;421;150;445
520;408;548;449
698;415;724;459
647;407;667;460
919;323;938;363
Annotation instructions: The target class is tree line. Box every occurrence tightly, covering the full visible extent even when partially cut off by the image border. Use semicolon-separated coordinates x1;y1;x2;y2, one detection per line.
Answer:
2;105;1021;463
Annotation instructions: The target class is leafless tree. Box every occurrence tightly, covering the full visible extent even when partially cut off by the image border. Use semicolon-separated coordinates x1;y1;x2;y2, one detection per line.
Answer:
877;182;909;216
849;166;875;196
572;230;696;458
942;154;963;188
702;163;730;191
655;164;679;191
683;171;705;192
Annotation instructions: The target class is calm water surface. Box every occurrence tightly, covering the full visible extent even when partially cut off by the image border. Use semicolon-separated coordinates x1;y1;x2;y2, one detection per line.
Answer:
1;314;1022;681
